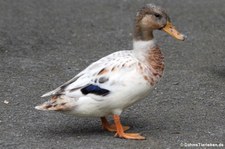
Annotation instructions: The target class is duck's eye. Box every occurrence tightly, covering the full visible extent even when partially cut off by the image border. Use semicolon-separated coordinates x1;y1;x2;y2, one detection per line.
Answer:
154;13;162;19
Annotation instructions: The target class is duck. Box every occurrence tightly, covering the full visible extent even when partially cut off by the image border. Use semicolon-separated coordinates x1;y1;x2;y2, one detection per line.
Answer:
35;4;185;140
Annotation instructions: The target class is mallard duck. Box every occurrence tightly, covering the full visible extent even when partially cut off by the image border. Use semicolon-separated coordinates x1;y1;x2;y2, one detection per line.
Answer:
35;4;185;140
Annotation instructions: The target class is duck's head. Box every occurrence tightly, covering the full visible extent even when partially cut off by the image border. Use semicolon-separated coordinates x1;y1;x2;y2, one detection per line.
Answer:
134;4;186;41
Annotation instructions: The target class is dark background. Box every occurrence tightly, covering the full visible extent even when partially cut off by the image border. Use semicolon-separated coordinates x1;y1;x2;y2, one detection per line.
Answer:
0;0;225;148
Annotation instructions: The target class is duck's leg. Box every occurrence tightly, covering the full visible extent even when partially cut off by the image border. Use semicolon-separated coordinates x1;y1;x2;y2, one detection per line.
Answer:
101;117;130;132
113;115;145;140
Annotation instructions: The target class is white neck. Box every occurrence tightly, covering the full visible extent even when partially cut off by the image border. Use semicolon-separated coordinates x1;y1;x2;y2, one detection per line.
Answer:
133;40;156;60
133;40;156;50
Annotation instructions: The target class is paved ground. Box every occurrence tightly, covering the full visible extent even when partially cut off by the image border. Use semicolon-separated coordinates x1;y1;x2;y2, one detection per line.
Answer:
1;0;225;148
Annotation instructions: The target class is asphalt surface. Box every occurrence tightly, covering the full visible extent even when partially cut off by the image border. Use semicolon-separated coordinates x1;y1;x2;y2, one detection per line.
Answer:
1;0;225;148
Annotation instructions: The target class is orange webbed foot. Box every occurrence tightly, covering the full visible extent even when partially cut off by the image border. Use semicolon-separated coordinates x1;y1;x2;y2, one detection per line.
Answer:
114;132;145;140
101;117;130;132
113;115;146;140
103;124;130;132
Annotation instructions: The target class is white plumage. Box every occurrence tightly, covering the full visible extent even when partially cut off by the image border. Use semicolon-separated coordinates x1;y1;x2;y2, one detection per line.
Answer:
37;40;157;117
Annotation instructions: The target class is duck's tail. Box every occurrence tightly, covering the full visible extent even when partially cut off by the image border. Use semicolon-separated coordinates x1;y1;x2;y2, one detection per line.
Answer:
35;95;75;111
41;89;60;97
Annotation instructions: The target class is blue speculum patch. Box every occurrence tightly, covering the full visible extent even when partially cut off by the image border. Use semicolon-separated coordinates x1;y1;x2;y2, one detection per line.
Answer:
81;84;110;96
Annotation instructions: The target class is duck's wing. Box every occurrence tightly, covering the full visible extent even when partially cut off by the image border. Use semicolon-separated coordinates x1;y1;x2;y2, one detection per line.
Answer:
41;50;138;98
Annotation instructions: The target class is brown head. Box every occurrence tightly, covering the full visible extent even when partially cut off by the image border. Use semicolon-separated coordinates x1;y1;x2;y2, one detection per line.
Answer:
134;4;186;41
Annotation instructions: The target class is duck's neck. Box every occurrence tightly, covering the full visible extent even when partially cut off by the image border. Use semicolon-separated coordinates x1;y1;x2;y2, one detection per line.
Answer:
133;39;156;51
134;23;154;41
133;24;156;58
133;39;157;60
133;39;164;78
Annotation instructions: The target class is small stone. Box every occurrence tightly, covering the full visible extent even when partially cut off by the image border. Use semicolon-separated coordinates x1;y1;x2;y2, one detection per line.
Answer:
172;82;179;85
4;100;9;104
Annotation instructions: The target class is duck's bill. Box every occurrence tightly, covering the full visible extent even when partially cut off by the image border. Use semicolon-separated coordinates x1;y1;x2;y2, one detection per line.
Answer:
162;21;186;41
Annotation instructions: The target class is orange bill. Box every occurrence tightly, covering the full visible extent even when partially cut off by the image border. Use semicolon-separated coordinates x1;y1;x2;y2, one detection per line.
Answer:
162;21;186;41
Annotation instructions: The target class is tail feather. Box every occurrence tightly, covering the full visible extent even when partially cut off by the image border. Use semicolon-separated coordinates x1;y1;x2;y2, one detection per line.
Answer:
41;90;58;97
35;96;75;111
